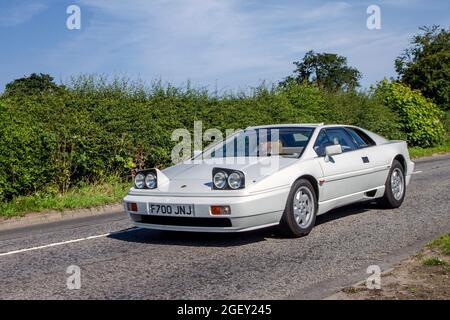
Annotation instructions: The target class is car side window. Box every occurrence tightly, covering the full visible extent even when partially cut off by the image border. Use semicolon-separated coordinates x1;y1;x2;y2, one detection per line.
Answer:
313;130;332;156
345;128;368;148
326;128;358;152
352;128;376;146
314;128;358;156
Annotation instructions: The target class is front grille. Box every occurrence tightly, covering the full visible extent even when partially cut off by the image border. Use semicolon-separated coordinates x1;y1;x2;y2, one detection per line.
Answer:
132;214;232;227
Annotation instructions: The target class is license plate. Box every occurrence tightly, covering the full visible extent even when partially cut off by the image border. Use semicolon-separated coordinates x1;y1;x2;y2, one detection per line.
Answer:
147;203;195;216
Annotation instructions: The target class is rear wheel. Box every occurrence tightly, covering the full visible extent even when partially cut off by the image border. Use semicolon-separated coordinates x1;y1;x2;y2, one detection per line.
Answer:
378;159;406;208
279;179;317;238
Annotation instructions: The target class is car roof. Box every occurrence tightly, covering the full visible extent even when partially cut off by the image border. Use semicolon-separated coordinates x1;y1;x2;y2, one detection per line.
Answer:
245;123;358;130
246;123;324;130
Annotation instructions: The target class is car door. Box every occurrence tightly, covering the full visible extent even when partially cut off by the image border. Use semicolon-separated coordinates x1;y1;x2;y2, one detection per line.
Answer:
344;127;390;190
314;127;373;203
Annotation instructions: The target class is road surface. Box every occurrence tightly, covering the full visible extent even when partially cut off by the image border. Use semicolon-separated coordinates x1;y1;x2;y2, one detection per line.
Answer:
0;155;449;299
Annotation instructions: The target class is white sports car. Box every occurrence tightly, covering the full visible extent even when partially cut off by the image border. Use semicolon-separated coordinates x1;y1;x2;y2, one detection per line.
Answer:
123;124;414;237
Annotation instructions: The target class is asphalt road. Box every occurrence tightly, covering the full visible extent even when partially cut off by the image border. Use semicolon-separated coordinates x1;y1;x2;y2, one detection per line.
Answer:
0;155;449;300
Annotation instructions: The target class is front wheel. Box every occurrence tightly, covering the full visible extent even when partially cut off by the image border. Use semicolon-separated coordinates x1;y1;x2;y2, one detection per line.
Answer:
378;159;406;208
279;179;317;238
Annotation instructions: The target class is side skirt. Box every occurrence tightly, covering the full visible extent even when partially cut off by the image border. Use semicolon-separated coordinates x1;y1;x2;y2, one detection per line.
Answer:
317;186;385;215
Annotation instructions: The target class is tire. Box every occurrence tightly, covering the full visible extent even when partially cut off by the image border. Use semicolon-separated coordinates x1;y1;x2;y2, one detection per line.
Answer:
279;179;317;238
378;159;406;208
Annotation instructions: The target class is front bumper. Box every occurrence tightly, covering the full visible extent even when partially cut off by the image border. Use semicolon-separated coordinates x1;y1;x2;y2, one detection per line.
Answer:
123;187;290;232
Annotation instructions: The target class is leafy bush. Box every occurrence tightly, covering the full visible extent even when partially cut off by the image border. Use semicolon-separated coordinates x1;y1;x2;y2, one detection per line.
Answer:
376;80;445;147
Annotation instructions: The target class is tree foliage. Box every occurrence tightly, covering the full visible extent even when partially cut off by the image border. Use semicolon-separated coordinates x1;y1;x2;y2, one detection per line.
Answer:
4;73;63;97
281;50;362;92
395;25;450;110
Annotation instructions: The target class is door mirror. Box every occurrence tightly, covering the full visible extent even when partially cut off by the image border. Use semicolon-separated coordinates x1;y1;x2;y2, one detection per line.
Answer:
325;144;342;156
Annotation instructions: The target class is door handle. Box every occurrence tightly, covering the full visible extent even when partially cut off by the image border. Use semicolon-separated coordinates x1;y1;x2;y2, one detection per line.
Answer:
362;156;369;163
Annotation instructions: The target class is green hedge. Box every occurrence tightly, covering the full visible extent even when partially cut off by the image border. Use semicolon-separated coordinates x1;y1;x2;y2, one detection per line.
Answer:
0;77;444;202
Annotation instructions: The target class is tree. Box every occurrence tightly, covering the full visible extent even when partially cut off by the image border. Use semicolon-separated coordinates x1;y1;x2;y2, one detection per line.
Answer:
280;50;362;92
395;25;450;110
3;73;63;97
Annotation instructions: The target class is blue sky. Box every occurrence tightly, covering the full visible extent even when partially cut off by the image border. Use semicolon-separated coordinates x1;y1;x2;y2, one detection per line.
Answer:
0;0;449;92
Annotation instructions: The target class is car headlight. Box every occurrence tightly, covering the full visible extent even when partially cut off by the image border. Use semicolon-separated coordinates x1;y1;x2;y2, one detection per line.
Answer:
134;170;159;189
227;172;242;189
145;173;157;189
212;168;245;190
134;173;146;189
213;171;228;189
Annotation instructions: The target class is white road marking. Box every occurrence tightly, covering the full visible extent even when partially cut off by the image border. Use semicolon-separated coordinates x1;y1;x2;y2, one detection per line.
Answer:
0;228;138;257
412;171;422;174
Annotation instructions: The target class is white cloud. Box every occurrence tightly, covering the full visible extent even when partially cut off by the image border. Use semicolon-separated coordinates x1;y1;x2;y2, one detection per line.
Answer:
45;0;412;89
378;0;422;7
0;2;47;27
301;2;351;20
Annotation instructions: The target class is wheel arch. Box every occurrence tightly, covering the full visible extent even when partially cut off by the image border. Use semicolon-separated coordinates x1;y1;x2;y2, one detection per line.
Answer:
294;174;319;202
393;154;407;172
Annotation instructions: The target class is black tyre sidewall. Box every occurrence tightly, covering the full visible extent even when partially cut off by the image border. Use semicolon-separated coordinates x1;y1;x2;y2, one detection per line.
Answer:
382;160;406;208
279;179;318;237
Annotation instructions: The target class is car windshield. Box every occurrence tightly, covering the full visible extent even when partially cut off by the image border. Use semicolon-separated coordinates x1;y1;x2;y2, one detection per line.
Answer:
202;127;315;158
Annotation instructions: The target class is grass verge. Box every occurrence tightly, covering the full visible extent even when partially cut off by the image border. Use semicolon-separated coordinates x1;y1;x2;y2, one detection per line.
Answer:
427;233;450;255
408;137;450;159
0;178;130;218
422;257;447;266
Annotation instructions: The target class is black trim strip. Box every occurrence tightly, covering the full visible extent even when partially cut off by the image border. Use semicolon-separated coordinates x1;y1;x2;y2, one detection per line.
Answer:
132;214;232;227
